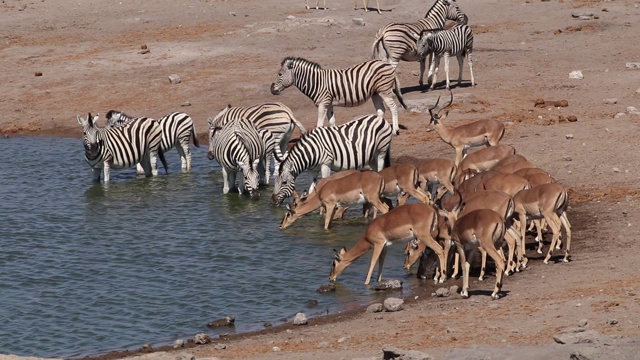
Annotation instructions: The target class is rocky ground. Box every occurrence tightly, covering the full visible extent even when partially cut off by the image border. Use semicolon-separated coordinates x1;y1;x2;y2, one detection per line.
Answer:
1;0;640;359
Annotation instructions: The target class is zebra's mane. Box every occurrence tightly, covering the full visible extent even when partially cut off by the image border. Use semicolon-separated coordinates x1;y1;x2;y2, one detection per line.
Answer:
105;110;137;128
425;0;453;18
282;57;322;70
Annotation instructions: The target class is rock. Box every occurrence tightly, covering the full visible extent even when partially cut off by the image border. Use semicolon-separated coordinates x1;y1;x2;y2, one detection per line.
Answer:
272;346;281;352
607;318;619;325
625;62;640;69
613;168;621;173
207;316;235;328
571;12;594;19
35;71;43;76
181;101;191;107
229;12;236;16
567;115;578;122
449;285;459;294
554;99;569;107
382;345;433;360
565;134;574;139
173;339;185;348
434;287;450;297
316;283;336;293
293;312;308;325
139;48;150;54
534;98;546;107
383;297;404;312
563;156;572;161
168;74;181;84
578;319;589;327
263;322;272;328
306;299;319;307
489;304;499;310
193;333;212;345
367;303;384;313
337;336;349;343
352;18;366;26
287;15;296;20
569;70;583;79
374;279;403;291
626;106;640;115
213;344;227;350
603;98;618;104
614;112;626;118
553;327;600;344
636;87;640;94
175;353;195;360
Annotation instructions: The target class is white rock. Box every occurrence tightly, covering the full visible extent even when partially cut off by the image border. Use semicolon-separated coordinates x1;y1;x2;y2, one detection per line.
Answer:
603;98;618;104
565;134;574;139
168;74;181;84
614;112;626;118
569;70;583;79
337;336;348;343
272;346;281;352
625;62;640;69
626;106;640;115
613;168;621;173
293;312;308;325
352;18;365;26
287;15;296;20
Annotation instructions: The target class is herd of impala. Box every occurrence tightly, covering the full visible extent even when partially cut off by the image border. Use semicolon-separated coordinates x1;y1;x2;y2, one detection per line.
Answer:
281;92;572;300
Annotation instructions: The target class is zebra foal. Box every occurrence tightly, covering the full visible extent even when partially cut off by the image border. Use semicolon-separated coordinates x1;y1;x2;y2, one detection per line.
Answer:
417;24;475;90
207;117;266;199
208;102;307;183
371;0;467;87
270;57;406;135
77;113;164;182
271;114;393;205
106;110;199;172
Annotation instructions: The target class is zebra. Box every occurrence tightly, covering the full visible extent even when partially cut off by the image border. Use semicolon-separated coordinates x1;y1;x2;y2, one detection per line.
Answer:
271;113;393;205
208;102;307;183
416;24;475;90
270;57;407;135
371;0;468;88
77;113;164;182
305;0;381;14
106;110;199;172
207;117;266;199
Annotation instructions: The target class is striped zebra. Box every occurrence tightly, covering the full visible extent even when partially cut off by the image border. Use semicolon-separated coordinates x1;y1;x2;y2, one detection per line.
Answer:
271;114;393;205
77;113;164;182
416;24;475;90
106;110;199;172
270;57;407;135
207;117;266;199
208;102;307;183
371;0;467;87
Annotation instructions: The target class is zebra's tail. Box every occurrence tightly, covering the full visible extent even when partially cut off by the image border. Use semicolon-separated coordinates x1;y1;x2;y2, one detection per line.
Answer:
394;76;408;110
291;116;308;135
371;31;387;60
384;146;391;169
191;124;200;148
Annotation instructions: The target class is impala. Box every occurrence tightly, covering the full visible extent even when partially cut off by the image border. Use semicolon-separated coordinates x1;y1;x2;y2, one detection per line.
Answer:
474;172;530;197
513;183;572;264
380;163;431;207
417;158;457;200
458;144;516;174
491;154;537;174
403;213;453;282
280;170;389;230
329;203;446;285
427;91;505;166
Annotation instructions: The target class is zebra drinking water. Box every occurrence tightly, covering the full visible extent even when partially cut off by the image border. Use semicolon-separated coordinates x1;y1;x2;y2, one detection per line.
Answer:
106;110;199;172
208;102;307;183
77;113;164;182
416;24;475;90
269;57;406;135
370;0;467;87
207;117;266;199
271;114;393;205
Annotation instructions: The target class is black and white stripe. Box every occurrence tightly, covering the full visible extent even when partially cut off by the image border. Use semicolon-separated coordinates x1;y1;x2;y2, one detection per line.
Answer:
77;113;163;182
270;57;406;135
207;117;266;199
417;24;474;90
271;114;393;204
106;110;199;171
208;102;306;183
371;0;467;87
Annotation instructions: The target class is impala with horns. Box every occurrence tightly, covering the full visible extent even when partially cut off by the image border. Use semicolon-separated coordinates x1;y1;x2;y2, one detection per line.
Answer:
280;170;389;230
379;163;431;208
513;183;572;264
330;203;446;285
458;144;516;175
417;158;457;201
427;91;505;166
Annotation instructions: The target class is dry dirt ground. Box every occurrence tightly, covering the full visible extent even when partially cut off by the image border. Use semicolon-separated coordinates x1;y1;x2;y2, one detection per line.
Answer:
2;0;640;359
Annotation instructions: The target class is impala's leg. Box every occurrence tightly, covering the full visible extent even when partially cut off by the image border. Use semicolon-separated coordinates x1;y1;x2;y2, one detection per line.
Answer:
376;0;381;14
543;214;563;264
457;54;464;87
560;212;572;262
503;230;517;276
324;204;338;230
369;196;390;215
376;245;388;283
365;243;385;285
451;250;460;279
457;244;470;298
334;206;349;219
483;243;506;300
468;52;475;87
444;53;451;90
454;147;464;167
478;247;487;281
418;234;446;284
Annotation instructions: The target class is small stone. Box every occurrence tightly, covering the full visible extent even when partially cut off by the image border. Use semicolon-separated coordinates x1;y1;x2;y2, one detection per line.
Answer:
534;98;546;107
337;336;348;343
554;100;569;107
306;299;319;307
316;283;336;293
352;18;365;26
207;316;235;328
449;285;459;294
613;168;621;173
272;346;281;352
141;344;152;349
374;279;403;291
434;287;450;297
614;112;626;119
139;48;150;54
489;304;499;310
565;134;574;139
569;70;583;79
34;71;43;77
293;312;308;325
603;98;618;104
383;297;404;312
625;62;640;69
169;74;181;84
287;15;296;20
173;339;185;348
263;322;272;328
567;115;578;122
181;101;191;107
193;333;212;345
367;303;384;313
229;12;236;16
563;156;572;161
578;319;589;327
286;329;293;334
214;344;227;350
318;341;329;348
636;87;640;94
141;44;147;49
627;106;640;115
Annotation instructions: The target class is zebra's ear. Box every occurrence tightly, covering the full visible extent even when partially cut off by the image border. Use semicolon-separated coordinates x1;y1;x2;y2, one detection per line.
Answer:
285;59;294;69
77;115;85;126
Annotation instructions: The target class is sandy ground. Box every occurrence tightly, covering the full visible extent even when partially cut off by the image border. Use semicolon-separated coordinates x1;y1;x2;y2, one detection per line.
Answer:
2;0;640;359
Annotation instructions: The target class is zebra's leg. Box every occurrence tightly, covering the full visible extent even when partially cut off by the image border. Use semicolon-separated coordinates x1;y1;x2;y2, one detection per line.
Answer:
222;167;231;194
320;164;331;178
376;92;400;135
429;56;440;90
419;56;426;87
327;105;337;127
135;163;145;174
468;52;475;87
317;104;329;127
177;138;191;170
93;167;102;183
103;163;111;182
457;54;464;87
444;53;451;90
149;148;159;176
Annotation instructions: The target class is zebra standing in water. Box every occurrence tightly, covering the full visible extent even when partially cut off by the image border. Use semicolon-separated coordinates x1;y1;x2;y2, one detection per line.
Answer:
371;0;467;88
207;117;266;199
416;24;475;90
77;113;164;182
208;102;307;183
270;57;406;135
106;110;199;172
271;114;393;205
